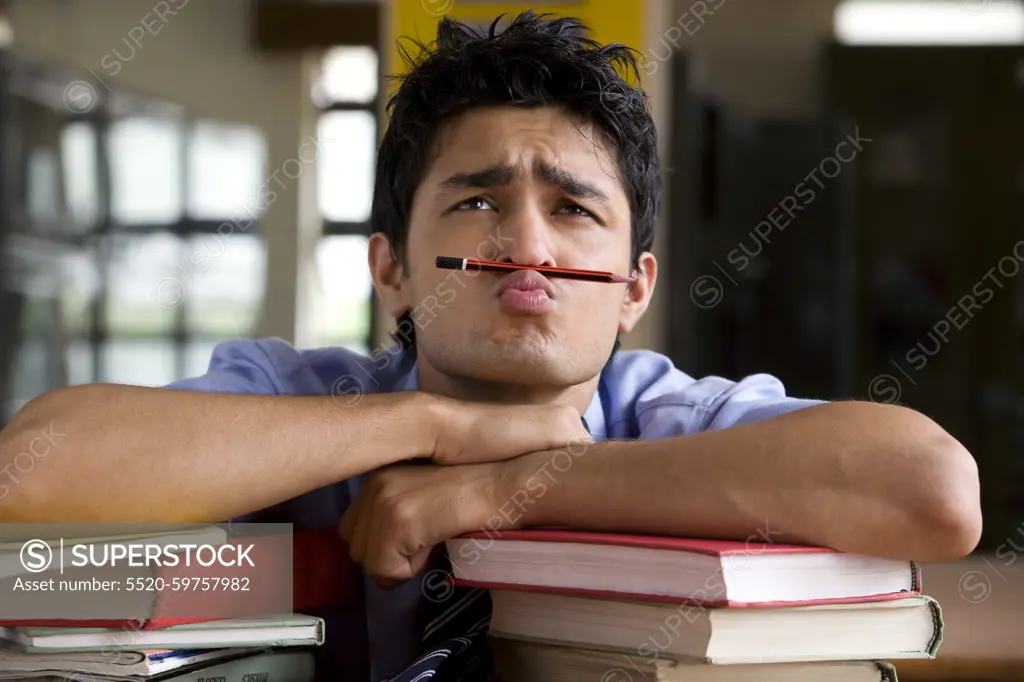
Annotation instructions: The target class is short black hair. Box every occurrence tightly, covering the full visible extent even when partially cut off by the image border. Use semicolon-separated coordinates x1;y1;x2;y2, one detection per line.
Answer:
372;11;660;349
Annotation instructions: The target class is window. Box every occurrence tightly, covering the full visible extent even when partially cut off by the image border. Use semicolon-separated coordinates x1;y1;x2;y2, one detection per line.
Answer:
314;46;378;105
0;15;13;48
108;116;185;225
91;115;268;387
27;147;60;223
317;111;376;223
105;231;180;336
60;122;100;228
187;120;267;220
59;251;100;342
186;233;266;337
25;111;268;391
313;236;373;355
835;0;1024;44
1;58;272;420
311;45;380;351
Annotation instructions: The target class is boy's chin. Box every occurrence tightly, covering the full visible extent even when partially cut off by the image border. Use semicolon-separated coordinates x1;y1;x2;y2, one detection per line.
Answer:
447;346;595;387
421;329;605;386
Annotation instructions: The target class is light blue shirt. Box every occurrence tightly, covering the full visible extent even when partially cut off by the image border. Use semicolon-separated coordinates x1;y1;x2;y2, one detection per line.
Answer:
164;337;825;681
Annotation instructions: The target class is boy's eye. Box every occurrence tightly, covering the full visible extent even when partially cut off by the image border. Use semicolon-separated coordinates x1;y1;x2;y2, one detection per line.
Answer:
558;203;594;218
453;197;493;211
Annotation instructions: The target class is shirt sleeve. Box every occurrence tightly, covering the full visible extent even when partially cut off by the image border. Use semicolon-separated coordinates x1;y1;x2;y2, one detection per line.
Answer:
637;372;827;440
162;338;285;395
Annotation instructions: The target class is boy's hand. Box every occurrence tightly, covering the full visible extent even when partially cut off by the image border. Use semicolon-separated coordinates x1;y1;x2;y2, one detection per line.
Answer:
428;398;592;465
338;460;507;584
339;398;593;584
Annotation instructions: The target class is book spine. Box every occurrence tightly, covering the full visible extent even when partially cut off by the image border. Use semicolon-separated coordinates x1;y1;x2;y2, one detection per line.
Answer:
149;648;211;662
873;660;897;682
160;650;315;682
149;648;258;675
924;596;944;658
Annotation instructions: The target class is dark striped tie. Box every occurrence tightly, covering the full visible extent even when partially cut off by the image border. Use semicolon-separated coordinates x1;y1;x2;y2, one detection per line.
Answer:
385;550;491;682
388;415;592;682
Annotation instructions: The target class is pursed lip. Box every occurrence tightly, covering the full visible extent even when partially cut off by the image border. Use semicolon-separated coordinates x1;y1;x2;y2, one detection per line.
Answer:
495;268;556;299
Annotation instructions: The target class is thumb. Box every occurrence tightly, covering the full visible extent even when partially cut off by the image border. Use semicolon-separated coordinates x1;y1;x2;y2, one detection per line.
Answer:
407;545;435;577
374;575;401;590
373;546;436;591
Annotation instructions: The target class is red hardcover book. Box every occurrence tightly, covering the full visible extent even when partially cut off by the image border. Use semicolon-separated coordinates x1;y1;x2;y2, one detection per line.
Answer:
0;529;355;630
445;529;921;607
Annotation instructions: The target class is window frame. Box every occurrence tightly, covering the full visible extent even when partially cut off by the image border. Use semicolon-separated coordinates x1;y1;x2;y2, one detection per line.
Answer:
86;106;268;384
314;43;384;352
2;51;271;395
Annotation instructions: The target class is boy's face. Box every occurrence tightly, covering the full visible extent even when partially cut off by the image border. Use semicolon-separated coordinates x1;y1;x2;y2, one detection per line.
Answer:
370;106;656;389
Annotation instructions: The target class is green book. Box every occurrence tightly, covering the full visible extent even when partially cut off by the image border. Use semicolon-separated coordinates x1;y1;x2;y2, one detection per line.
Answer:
0;614;325;653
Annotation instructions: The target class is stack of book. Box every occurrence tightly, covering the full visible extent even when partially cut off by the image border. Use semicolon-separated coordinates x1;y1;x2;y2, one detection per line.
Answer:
0;615;322;682
445;529;944;681
0;525;334;682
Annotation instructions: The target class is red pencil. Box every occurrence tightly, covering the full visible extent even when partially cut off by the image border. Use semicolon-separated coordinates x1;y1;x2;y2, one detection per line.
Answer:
435;256;636;284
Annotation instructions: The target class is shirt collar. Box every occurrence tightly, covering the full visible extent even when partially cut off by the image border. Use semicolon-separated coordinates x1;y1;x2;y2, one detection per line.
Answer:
583;386;605;440
394;354;419;392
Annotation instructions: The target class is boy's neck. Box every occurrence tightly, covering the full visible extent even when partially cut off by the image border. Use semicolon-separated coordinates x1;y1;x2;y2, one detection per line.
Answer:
416;360;599;416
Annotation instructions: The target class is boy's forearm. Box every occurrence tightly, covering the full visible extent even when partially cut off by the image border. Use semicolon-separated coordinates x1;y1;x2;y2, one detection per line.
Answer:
507;402;981;561
0;384;440;523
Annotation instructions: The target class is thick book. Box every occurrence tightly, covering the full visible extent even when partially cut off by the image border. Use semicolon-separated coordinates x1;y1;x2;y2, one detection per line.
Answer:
0;529;354;630
0;614;325;653
446;530;920;606
0;646;257;679
0;527;228;581
487;590;943;664
490;639;899;682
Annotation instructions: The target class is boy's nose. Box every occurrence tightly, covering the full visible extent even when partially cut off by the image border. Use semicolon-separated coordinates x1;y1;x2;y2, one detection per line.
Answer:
492;207;556;267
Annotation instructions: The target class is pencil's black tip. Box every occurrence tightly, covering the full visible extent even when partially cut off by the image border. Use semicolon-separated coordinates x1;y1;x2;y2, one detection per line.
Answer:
435;256;465;270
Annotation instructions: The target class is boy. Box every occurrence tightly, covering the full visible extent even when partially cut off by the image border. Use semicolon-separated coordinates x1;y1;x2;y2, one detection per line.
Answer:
0;12;981;682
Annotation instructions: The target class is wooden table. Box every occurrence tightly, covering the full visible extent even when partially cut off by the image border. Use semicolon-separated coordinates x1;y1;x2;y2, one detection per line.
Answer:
896;659;1024;681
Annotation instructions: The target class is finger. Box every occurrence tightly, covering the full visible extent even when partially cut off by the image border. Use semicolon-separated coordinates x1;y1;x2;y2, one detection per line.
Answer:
437;405;578;465
348;495;374;568
338;502;357;544
571;420;595;446
374;576;402;590
340;486;374;566
562;407;595;443
501;405;593;457
366;487;451;583
338;483;368;543
373;548;435;595
363;515;417;582
407;545;434;577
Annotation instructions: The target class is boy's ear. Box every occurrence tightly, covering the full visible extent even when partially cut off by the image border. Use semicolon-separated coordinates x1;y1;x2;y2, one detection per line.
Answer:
618;252;657;334
368;233;411;318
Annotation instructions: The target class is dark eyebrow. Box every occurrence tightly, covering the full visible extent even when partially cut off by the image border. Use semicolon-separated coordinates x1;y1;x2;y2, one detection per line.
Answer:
436;161;610;204
438;164;517;192
536;162;609;204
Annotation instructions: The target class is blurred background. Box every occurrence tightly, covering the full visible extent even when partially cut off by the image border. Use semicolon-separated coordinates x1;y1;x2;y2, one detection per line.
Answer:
0;0;1022;673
